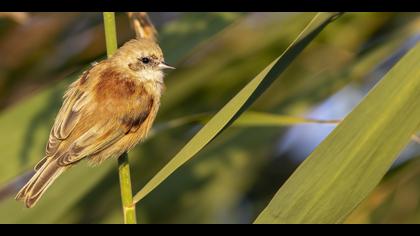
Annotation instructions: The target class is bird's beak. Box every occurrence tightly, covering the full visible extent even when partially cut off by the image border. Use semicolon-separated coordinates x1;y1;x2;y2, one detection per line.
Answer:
159;62;176;70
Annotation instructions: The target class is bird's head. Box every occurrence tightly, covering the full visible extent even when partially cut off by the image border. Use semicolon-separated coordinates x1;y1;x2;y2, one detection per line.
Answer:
111;38;175;83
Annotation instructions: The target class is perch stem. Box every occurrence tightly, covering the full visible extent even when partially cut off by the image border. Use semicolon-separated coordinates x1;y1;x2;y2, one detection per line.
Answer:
103;12;137;224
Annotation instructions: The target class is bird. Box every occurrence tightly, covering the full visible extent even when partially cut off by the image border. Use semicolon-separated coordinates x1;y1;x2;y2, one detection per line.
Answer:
15;37;175;208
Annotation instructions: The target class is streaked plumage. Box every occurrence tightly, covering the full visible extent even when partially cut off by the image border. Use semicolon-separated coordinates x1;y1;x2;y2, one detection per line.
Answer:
16;38;171;208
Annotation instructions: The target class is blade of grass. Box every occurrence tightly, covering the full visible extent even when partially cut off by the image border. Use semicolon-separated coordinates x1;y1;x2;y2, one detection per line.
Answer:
232;111;340;127
133;12;342;204
254;42;420;224
103;12;137;224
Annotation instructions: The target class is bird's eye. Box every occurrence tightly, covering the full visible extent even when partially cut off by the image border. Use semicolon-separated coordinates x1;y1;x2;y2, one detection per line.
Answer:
141;57;150;64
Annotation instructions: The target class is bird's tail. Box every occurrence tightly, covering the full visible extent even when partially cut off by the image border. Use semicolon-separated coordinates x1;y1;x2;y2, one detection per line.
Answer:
15;159;67;208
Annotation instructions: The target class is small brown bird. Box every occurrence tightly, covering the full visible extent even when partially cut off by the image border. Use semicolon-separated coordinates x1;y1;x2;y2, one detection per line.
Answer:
16;38;174;208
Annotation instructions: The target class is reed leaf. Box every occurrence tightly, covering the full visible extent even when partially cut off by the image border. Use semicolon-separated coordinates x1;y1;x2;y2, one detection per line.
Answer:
254;42;420;224
133;12;341;204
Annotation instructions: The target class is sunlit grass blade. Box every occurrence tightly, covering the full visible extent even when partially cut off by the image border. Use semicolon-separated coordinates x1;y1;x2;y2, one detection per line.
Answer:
254;42;420;224
154;111;340;133
132;12;341;204
232;111;340;127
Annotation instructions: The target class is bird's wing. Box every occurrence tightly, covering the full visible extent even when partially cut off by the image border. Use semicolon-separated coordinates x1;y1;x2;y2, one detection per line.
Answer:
45;87;89;154
35;70;93;171
55;120;126;166
56;89;154;166
54;82;155;166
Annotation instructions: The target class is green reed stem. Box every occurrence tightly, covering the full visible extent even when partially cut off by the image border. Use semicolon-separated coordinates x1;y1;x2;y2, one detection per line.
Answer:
117;153;137;224
103;12;118;56
103;12;137;224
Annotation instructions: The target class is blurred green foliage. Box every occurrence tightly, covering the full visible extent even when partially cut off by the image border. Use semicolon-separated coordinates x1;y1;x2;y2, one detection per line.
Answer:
0;12;419;224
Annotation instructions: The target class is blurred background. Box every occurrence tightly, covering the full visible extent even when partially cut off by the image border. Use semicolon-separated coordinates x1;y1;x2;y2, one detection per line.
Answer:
0;12;419;224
